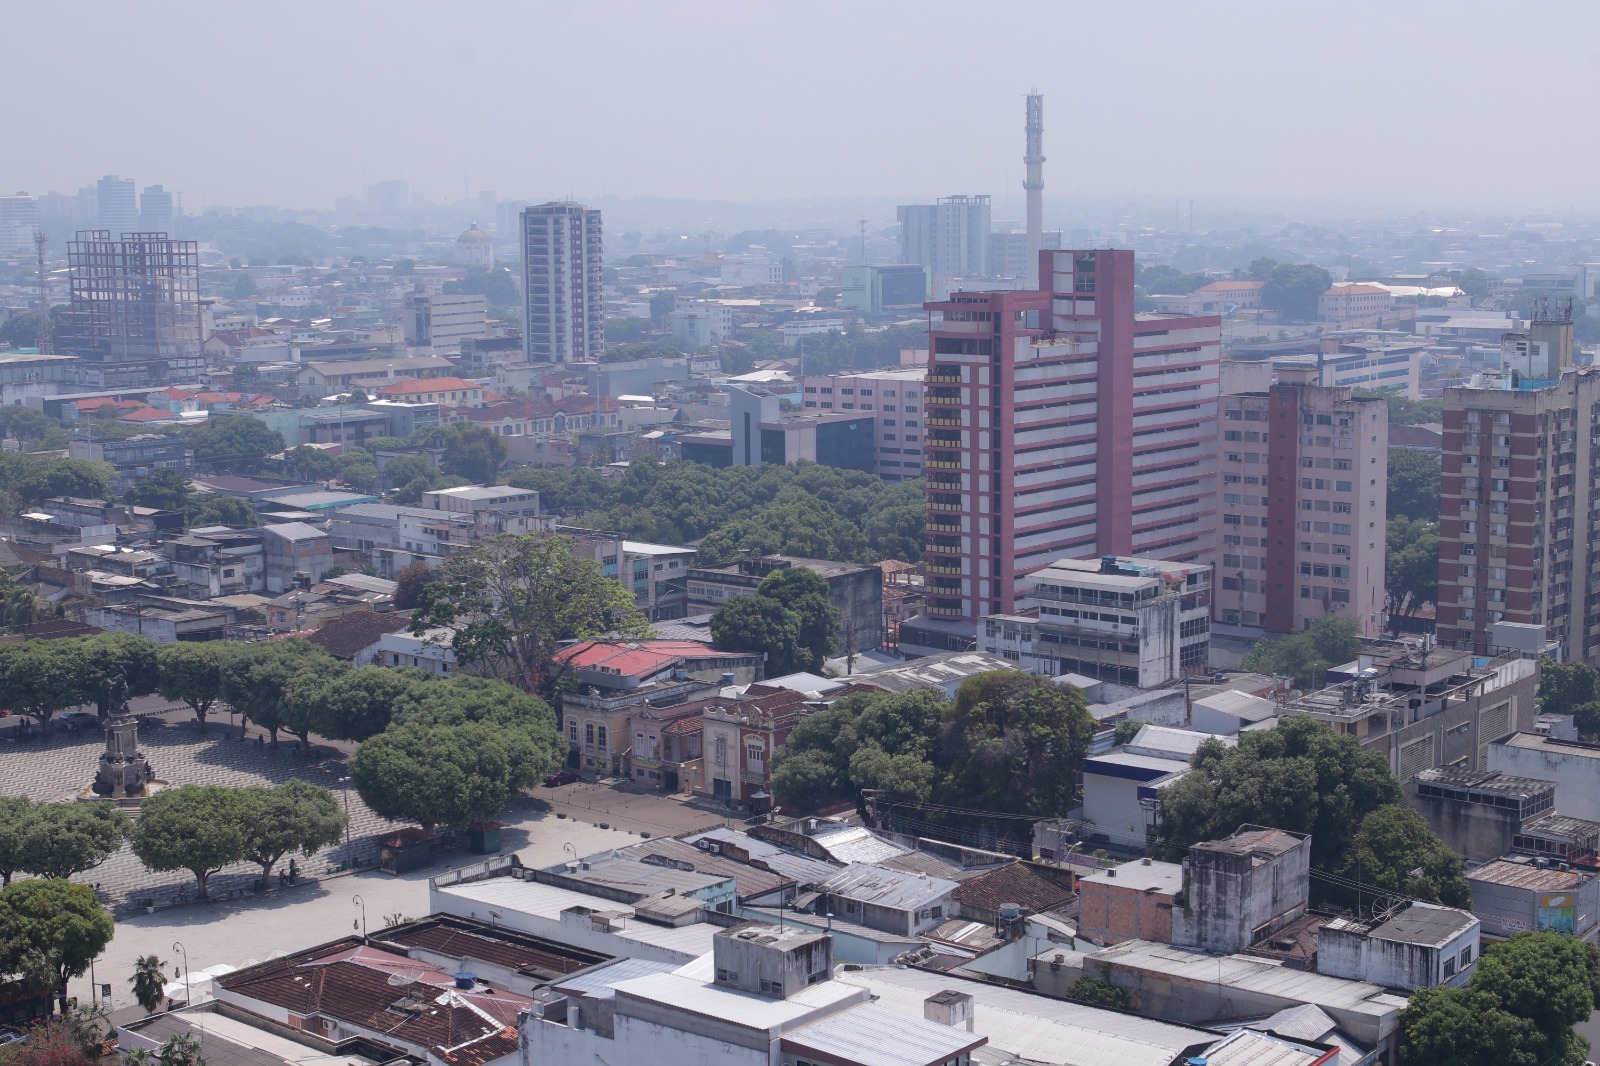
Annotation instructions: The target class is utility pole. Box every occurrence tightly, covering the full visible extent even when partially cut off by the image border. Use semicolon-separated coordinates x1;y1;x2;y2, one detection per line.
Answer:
34;232;52;354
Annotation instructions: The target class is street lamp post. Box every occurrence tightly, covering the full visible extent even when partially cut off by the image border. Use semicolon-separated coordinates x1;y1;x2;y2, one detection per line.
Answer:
172;941;191;1006
338;776;352;850
353;894;367;940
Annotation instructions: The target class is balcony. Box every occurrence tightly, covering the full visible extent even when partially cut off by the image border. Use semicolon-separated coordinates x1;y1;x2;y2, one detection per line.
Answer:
927;521;962;534
925;459;963;470
925;562;963;575
925;605;967;618
925;394;964;406
927;501;963;513
925;414;963;428
925;541;962;555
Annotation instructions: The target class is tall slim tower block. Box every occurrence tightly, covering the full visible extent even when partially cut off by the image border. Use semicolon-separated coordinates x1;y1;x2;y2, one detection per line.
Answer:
1216;364;1388;637
95;175;138;235
520;202;603;364
1024;93;1044;290
903;248;1221;650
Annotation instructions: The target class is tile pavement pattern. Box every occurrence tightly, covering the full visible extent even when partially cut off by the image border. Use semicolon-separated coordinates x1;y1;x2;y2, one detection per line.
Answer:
0;714;402;915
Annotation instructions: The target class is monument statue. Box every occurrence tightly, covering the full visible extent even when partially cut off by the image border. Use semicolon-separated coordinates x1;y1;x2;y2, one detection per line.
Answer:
92;668;153;798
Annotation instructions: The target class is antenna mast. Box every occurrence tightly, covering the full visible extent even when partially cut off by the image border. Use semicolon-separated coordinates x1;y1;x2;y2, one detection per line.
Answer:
34;231;52;354
1023;90;1045;289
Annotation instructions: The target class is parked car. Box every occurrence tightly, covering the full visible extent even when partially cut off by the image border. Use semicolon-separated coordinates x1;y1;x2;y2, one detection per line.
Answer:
543;769;581;787
58;711;100;731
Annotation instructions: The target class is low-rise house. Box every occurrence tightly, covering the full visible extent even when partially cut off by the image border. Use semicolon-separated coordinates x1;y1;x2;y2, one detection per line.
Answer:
1466;855;1600;938
1489;731;1600;823
1075;859;1185;946
259;522;333;593
305;608;411;664
1318;902;1480;990
379;627;457;676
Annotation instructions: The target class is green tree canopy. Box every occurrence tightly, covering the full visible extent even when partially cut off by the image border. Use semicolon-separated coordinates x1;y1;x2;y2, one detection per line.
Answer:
394;561;436;611
123;467;192;512
1334;805;1471;909
0;881;115;1009
1157;716;1400;870
156;641;234;732
439;424;506;485
17;459;113;506
351;720;543;832
0;797;32;885
941;672;1096;818
410;534;650;692
129;785;250;901
299;665;431;742
710;595;804;676
219;638;334;745
1260;262;1334;321
1387;448;1440;523
19;803;128;881
1539;657;1600;739
772;689;948;811
184;416;284;475
241;780;346;883
1240;616;1362;690
187;493;257;528
1386;518;1439;636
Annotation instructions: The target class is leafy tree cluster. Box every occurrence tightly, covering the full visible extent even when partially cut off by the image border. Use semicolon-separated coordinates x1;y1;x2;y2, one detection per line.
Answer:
1536;656;1600;739
1399;933;1599;1066
1387;448;1440;523
1065;976;1128;1010
1134;265;1209;295
351;676;563;831
0;1005;111;1065
710;567;838;676
182;415;285;475
771;672;1096;819
0;799;127;884
410;533;650;692
1157;716;1470;907
506;459;926;563
443;267;518;306
1386;517;1439;636
130;780;346;900
1239;616;1362;690
1353;388;1444;427
0;882;114;1014
0;632;161;732
1250;257;1334;321
0;451;114;514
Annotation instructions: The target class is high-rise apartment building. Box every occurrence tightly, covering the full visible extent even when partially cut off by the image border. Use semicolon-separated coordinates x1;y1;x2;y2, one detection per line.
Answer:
1215;364;1388;637
1436;308;1599;661
799;365;928;480
520;202;603;364
140;185;175;234
61;230;204;389
897;195;991;293
902;249;1221;651
366;180;409;215
0;192;38;256
95;175;138;235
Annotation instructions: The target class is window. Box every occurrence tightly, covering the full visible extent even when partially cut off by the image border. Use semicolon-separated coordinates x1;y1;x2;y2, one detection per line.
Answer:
584;722;595;746
568;721;578;744
596;725;608;751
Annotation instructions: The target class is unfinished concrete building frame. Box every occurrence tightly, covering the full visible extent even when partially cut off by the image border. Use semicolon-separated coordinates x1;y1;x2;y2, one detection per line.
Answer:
63;230;203;388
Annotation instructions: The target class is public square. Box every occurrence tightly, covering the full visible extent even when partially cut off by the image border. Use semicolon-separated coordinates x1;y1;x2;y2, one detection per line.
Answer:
0;701;745;1014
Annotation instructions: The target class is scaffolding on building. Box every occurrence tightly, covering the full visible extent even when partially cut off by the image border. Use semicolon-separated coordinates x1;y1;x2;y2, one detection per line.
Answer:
60;230;203;387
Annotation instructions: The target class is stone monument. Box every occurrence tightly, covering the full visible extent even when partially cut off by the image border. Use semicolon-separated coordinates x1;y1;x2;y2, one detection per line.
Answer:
91;669;154;798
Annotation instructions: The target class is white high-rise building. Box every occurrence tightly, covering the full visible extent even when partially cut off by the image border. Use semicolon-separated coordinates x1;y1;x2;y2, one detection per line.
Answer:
140;185;175;234
520;202;603;363
96;175;138;235
897;194;991;293
0;192;38;256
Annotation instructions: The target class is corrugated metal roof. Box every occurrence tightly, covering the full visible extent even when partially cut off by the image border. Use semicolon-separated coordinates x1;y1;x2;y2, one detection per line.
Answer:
1201;1029;1324;1066
435;880;718;959
551;958;678;1000
809;825;910;864
819;863;956;910
612;969;864;1030
834;967;1218;1066
782;1002;985;1066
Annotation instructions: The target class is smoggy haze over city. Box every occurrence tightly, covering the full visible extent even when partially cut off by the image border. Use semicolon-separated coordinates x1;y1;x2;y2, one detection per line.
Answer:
9;0;1600;218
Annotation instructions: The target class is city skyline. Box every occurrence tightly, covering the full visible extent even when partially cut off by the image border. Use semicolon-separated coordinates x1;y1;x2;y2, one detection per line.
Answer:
8;0;1600;215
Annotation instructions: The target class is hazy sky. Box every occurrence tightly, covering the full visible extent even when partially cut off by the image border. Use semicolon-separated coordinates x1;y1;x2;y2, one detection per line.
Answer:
9;0;1600;217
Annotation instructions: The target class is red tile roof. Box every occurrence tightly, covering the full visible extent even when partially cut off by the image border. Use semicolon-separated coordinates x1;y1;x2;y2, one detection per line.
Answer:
75;398;144;413
951;861;1076;915
378;376;482;396
555;638;732;678
1196;280;1264;293
305;609;411;659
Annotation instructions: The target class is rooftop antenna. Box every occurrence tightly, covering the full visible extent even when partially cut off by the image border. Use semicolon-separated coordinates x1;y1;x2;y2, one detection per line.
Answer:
33;232;51;354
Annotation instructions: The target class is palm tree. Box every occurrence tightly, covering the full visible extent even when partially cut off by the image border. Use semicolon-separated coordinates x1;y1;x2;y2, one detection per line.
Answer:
159;1031;205;1066
129;955;166;1014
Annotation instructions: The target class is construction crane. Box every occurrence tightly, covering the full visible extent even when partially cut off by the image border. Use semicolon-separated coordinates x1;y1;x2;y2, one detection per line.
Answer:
33;231;53;354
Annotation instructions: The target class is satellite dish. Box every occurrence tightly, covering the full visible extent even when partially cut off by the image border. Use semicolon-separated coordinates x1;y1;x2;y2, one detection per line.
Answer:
387;970;423;987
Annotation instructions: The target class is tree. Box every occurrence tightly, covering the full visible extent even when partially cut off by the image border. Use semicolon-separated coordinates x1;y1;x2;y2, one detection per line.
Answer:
1399;932;1597;1066
130;785;249;901
0;797;31;885
393;561;436;611
410;534;650;691
381;455;438;494
1157;716;1400;870
757;567;839;668
277;654;350;750
0;881;114;1012
1457;268;1492;301
1540;657;1600;739
129;954;167;1014
1386;518;1439;636
155;1033;204;1066
219;638;334;744
156;642;233;732
285;445;338;482
1388;449;1441;522
0;1009;108;1066
1260;263;1333;322
241;780;346;885
1113;719;1147;746
184;417;284;475
187;493;256;528
123;467;192;512
0;639;98;733
1240;616;1362;690
352;721;531;832
297;665;430;742
19;803;128;881
771;689;951;812
0;407;61;445
941;672;1097;817
17;460;113;506
440;424;506;485
1065;977;1128;1010
1334;805;1470;909
711;595;805;676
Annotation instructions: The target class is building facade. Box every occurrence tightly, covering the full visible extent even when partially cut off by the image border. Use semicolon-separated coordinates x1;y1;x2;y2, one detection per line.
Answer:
402;290;489;352
60;230;204;388
905;249;1221;650
798;365;928;480
520;202;603;363
978;556;1212;687
1215;363;1388;636
897;194;991;292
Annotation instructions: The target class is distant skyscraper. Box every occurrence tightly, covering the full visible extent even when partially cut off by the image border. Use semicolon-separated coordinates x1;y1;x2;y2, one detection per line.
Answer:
897;195;991;293
61;230;204;389
95;175;138;235
520;202;603;363
0;192;38;256
366;180;409;215
140;185;175;234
